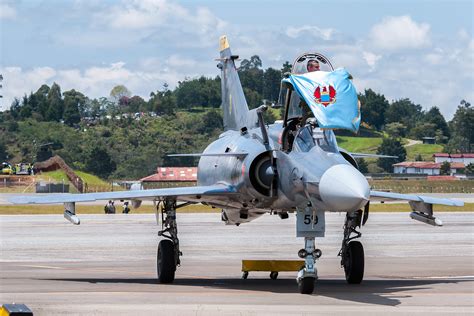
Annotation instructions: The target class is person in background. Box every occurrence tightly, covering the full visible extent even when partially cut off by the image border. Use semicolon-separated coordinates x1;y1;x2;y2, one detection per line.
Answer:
104;200;116;214
122;201;130;214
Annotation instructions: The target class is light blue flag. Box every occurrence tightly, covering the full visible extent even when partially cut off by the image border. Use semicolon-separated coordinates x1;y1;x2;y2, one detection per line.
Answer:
283;68;360;132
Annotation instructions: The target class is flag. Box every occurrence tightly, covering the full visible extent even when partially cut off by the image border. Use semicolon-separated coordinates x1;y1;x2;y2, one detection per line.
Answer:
283;68;360;132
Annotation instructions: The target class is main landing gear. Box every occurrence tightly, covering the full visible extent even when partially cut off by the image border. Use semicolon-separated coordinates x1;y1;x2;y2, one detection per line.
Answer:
339;210;365;284
156;199;182;283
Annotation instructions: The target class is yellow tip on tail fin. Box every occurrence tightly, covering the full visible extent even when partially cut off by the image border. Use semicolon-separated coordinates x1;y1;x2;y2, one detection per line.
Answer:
219;35;229;51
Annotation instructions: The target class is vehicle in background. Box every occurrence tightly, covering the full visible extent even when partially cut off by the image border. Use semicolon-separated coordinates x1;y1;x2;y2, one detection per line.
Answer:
14;163;33;175
1;162;14;175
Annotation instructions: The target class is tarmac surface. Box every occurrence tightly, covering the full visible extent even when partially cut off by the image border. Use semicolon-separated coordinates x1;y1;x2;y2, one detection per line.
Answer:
0;212;473;315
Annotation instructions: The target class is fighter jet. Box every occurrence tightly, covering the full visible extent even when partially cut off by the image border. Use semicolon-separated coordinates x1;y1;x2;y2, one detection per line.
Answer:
9;36;463;294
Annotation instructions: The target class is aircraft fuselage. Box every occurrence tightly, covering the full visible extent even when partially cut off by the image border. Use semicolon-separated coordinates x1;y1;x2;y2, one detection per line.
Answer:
197;122;370;224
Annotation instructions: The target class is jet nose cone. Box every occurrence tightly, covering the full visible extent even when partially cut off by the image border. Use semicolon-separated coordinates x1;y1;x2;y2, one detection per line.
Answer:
319;164;370;211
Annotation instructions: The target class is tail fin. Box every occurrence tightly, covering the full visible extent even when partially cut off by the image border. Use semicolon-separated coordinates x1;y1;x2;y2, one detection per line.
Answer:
218;36;258;131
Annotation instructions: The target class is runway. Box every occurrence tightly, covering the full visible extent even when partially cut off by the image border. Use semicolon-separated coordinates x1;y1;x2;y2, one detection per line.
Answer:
1;212;473;315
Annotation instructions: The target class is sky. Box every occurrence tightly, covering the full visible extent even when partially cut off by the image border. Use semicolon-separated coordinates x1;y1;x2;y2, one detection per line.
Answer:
0;0;473;119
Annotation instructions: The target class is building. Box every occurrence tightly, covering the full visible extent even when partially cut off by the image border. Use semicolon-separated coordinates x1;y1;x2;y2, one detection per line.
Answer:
140;167;197;189
422;137;436;144
393;161;465;176
433;153;474;165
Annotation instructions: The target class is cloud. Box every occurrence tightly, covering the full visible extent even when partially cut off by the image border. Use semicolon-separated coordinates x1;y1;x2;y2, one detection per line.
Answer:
1;3;472;120
362;51;382;69
98;0;226;36
369;16;431;50
286;25;335;41
0;3;16;19
0;56;219;111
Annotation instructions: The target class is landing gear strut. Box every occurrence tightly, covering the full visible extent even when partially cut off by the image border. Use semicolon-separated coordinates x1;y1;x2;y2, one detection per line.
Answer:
295;206;325;295
297;237;321;294
339;210;364;284
156;199;182;283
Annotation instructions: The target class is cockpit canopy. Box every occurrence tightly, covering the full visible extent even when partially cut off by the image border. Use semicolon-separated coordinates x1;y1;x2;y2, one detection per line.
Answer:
278;52;335;123
277;52;341;153
291;52;334;74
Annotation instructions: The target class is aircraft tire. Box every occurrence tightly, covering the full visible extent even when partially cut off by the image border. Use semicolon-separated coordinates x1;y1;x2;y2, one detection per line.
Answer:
344;241;364;284
157;240;176;283
298;277;315;294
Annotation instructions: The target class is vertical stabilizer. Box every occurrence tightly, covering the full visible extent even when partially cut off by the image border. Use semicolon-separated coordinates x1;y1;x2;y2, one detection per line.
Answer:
219;36;255;131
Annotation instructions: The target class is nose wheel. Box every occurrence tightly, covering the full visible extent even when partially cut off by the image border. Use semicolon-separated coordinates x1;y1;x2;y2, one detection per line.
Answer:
298;276;315;294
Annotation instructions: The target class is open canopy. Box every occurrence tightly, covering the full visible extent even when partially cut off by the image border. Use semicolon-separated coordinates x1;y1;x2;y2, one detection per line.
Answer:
282;68;360;132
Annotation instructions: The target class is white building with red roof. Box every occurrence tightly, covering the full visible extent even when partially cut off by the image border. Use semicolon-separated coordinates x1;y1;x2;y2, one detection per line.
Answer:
140;167;197;188
433;153;474;165
393;161;465;175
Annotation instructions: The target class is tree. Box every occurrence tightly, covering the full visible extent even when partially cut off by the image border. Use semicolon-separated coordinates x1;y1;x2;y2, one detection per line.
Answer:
358;89;389;130
385;122;407;138
160;90;176;115
19;94;32;119
0;141;8;161
385;98;423;131
445;135;470;154
63;97;81;126
45;83;64;121
150;86;176;115
28;92;39;116
110;85;131;104
376;137;407;172
198;109;223;133
409;122;436;140
84;145;116;178
128;95;146;113
356;158;368;173
415;154;423;161
281;61;292;74
448;100;473;152
172;76;220;109
243;87;262;109
35;84;50;119
263;68;282;102
63;89;86;126
439;161;451;175
239;55;264;96
240;55;262;71
465;163;474;175
425;106;449;138
10;98;20;119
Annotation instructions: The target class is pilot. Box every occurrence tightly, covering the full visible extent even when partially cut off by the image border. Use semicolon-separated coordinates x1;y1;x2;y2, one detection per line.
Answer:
306;59;320;72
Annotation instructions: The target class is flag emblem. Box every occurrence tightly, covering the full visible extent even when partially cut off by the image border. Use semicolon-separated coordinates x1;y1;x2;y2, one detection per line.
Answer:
314;85;336;107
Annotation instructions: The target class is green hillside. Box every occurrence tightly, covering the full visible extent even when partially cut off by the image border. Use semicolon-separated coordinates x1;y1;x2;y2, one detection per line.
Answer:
336;136;382;153
406;144;443;161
